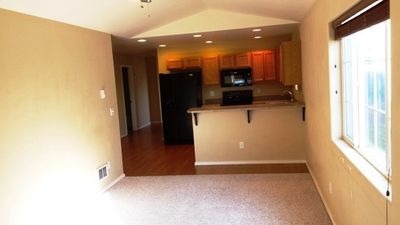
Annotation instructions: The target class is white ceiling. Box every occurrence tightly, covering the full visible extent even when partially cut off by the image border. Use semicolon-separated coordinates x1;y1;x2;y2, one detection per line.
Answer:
0;0;316;52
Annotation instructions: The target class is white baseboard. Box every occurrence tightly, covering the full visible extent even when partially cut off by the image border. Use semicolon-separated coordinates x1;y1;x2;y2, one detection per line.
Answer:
306;163;337;225
102;173;125;193
195;160;306;166
136;122;151;130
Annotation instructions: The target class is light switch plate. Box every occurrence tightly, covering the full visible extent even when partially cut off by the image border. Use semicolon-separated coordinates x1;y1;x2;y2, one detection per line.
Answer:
100;89;106;99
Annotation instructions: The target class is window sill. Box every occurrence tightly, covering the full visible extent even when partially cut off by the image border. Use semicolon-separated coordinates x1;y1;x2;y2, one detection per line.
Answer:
332;139;390;200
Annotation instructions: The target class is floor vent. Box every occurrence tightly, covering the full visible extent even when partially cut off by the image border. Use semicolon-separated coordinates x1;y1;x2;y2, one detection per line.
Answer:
98;163;109;181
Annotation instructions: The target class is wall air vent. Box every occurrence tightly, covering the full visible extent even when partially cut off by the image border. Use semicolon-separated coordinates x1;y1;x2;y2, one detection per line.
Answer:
97;162;110;181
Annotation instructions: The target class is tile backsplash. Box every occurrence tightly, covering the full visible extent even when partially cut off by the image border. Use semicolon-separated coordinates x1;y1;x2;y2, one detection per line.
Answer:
202;80;292;104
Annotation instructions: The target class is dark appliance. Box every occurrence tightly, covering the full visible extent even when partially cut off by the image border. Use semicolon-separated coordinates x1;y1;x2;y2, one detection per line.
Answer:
159;71;202;144
221;90;253;106
220;68;252;87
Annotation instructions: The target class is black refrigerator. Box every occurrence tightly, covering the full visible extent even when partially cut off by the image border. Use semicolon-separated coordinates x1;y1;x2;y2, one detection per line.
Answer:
159;71;202;144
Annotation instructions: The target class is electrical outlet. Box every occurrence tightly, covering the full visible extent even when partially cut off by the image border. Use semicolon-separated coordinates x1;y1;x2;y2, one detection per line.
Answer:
239;142;244;149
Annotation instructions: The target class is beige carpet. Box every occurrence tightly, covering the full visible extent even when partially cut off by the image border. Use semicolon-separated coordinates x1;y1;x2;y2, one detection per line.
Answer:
104;173;332;225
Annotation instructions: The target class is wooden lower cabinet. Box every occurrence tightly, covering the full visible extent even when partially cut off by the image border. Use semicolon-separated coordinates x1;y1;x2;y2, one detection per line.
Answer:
202;56;219;85
251;50;276;82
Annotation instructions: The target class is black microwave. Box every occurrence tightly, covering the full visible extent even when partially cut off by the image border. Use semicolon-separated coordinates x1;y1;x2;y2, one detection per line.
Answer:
220;68;252;87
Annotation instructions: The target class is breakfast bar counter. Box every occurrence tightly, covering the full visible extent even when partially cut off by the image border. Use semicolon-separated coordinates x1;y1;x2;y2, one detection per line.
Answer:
187;101;307;166
188;100;305;113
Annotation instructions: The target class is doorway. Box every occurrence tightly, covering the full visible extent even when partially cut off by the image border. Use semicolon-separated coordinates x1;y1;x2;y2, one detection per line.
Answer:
121;66;136;134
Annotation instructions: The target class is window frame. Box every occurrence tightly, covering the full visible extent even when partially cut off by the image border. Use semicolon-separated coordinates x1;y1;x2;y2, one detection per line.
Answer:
340;20;391;175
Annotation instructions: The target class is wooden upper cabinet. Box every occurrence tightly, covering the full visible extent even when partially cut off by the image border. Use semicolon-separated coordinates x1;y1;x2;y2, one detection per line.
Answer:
219;53;251;69
183;57;202;69
167;59;183;70
279;41;302;86
251;50;276;82
219;55;235;69
264;51;276;80
202;56;220;85
251;51;265;82
235;53;252;68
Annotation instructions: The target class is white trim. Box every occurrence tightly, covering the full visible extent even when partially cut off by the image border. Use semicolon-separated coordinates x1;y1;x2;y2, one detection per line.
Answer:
101;173;125;193
120;134;128;138
136;122;151;130
194;160;306;166
306;163;337;225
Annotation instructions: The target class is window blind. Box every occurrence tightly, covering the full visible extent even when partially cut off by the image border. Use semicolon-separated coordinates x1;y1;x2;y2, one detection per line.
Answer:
332;0;389;40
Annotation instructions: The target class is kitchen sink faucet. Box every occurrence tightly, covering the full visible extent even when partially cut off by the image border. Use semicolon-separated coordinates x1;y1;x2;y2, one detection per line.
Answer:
282;90;294;102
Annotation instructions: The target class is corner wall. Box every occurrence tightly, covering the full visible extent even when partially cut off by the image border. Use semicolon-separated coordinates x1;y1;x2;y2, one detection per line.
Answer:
300;0;400;224
0;9;123;225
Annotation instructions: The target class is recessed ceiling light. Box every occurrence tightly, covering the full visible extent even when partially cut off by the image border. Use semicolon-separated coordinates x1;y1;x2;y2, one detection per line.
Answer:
193;34;202;38
159;44;167;47
252;28;262;32
205;40;213;44
137;39;147;42
254;36;262;39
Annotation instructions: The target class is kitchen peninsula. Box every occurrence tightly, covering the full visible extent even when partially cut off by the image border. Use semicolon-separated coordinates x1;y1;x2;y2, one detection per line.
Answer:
188;101;306;165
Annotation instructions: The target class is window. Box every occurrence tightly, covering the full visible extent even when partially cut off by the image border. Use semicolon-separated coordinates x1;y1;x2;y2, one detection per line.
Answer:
341;20;391;173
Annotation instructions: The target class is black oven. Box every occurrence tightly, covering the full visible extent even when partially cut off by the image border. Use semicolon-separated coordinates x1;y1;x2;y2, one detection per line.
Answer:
220;68;252;87
221;90;253;106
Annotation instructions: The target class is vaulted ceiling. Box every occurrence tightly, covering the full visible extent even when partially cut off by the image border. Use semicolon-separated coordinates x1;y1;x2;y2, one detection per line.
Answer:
0;0;316;52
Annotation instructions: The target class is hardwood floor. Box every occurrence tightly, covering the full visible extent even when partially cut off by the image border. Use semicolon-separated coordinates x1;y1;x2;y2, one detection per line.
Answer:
121;124;308;176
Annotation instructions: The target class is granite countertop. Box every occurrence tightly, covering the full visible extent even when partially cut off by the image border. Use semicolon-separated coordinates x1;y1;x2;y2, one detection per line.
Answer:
187;100;305;113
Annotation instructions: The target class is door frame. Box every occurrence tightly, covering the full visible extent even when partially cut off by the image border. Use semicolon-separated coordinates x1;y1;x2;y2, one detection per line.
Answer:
120;65;138;134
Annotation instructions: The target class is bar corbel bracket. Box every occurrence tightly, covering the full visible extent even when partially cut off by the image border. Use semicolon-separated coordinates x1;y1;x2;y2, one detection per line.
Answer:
247;110;251;124
194;113;199;126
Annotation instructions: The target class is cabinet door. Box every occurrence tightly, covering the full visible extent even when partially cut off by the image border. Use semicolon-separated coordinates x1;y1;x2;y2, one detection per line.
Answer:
251;51;265;82
167;59;183;70
183;57;202;69
280;41;302;86
235;53;251;68
264;50;276;80
219;55;235;69
202;56;219;85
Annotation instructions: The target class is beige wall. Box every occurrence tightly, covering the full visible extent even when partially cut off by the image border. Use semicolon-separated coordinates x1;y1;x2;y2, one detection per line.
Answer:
300;0;400;224
192;106;306;163
113;53;152;136
0;9;123;225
